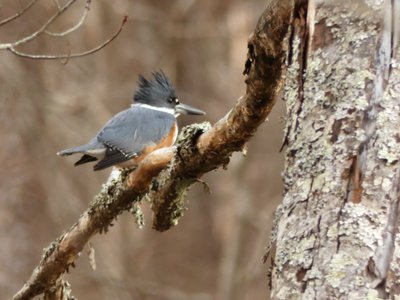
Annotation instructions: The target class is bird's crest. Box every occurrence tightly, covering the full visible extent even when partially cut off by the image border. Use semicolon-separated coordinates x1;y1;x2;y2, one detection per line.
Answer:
133;71;176;105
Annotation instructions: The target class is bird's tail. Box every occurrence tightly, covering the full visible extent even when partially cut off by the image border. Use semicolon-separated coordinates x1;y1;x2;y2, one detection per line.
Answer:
57;144;91;156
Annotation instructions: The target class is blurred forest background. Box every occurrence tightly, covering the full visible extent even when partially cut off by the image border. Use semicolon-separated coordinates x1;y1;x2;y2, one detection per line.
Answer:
0;0;284;299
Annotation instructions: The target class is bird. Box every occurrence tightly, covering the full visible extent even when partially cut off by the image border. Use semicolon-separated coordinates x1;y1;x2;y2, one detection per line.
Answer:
57;71;205;171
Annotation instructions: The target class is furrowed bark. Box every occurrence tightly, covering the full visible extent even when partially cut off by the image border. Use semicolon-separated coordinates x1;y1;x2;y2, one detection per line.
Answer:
269;0;400;299
12;1;293;298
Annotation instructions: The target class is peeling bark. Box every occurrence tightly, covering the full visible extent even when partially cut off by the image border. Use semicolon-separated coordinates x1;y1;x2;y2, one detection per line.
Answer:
269;0;400;299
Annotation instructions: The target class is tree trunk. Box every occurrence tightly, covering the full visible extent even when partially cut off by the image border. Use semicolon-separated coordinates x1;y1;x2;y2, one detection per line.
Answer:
270;0;400;299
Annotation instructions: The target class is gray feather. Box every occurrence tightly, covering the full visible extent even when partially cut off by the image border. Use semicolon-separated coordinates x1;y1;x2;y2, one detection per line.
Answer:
57;138;105;157
97;106;175;158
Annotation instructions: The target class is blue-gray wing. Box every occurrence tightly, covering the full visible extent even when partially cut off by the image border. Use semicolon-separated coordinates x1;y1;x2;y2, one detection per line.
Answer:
94;107;175;170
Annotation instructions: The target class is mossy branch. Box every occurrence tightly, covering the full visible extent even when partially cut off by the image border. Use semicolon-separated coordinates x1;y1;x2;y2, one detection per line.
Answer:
150;0;293;231
12;1;293;299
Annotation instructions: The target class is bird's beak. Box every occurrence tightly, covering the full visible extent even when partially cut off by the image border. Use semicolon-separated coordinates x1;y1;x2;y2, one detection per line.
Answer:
175;103;206;115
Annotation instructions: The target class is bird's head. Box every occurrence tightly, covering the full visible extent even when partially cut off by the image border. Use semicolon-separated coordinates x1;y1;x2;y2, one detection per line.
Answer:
133;71;205;116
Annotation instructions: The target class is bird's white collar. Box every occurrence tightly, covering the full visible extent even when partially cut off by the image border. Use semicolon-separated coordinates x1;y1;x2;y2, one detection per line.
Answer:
132;103;177;116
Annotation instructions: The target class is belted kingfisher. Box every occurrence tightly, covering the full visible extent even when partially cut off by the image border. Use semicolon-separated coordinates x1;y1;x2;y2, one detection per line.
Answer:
57;71;205;171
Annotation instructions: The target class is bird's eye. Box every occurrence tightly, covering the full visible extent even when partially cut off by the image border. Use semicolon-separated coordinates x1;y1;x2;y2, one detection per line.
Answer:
168;97;174;103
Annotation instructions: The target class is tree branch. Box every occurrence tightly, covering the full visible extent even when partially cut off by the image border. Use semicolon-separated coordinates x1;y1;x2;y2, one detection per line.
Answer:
0;0;38;27
6;16;128;60
12;147;175;300
3;0;79;48
12;1;293;299
0;1;127;61
150;0;294;231
44;0;91;37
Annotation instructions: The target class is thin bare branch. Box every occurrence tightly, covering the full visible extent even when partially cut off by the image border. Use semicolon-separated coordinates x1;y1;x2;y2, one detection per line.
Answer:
0;0;38;27
11;1;292;299
45;0;91;37
10;0;78;48
6;16;128;60
51;0;61;11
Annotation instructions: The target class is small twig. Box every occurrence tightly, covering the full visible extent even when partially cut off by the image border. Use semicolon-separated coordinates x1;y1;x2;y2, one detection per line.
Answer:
10;0;78;48
51;0;61;11
0;0;38;27
6;16;128;60
59;47;72;65
45;0;91;37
